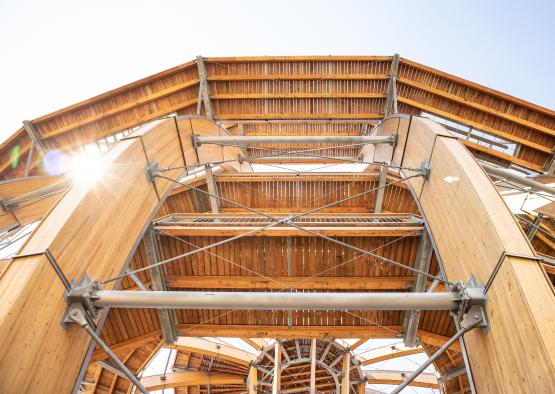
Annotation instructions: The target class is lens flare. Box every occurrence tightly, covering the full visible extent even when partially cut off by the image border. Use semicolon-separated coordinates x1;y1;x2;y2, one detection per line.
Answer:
69;150;107;184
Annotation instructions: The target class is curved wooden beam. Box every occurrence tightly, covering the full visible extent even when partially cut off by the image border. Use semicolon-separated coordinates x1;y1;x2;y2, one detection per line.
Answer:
0;116;246;393
368;115;555;393
358;345;424;365
364;370;437;389
141;370;245;391
169;337;256;366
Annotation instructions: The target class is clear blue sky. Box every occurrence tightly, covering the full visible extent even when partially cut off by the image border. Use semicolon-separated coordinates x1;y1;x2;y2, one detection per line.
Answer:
0;0;553;142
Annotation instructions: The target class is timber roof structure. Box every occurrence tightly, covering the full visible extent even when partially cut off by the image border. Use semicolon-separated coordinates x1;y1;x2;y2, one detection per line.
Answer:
0;55;553;394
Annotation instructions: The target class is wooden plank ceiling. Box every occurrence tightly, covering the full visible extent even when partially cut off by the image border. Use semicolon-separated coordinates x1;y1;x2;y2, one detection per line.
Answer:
0;56;553;180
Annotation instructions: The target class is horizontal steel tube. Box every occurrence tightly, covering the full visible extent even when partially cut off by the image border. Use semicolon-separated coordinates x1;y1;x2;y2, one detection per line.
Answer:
195;135;394;146
481;162;555;196
94;290;460;311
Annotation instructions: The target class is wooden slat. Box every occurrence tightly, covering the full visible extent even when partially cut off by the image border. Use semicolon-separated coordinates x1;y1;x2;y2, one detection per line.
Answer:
165;275;414;290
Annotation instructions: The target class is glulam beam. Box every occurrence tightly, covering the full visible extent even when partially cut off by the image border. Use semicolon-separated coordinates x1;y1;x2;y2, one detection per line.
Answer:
373;115;555;393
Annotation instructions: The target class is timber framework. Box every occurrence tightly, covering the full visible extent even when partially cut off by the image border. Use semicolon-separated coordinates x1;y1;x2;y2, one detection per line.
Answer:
0;55;554;394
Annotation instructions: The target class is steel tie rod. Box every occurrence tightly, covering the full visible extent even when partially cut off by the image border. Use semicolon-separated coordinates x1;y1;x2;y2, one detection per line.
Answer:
91;290;485;311
193;134;395;146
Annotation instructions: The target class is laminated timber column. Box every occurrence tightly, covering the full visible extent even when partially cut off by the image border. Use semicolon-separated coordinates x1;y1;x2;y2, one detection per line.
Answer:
367;115;555;393
0;116;247;394
272;341;282;394
341;352;350;394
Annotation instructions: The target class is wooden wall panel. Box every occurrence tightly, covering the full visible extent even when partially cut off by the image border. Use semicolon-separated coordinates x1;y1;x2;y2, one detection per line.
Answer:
0;117;233;393
377;115;555;393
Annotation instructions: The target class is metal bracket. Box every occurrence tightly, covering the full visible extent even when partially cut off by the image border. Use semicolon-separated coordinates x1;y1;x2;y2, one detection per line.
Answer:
453;277;489;331
0;198;17;212
61;273;102;329
192;134;201;148
390;133;398;147
144;159;160;182
420;160;432;181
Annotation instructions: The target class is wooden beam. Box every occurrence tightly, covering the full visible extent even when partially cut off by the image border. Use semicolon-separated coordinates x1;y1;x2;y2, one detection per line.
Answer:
157;225;422;237
91;332;162;362
378;115;555;392
349;338;369;350
0;117;242;393
174;324;403;340
247;366;257;394
216;113;383;120
398;77;555;137
141;371;244;390
165;275;414;290
211;93;386;100
208;73;390;82
310;339;317;394
358;345;424;365
397;96;552;154
273;342;282;394
169;337;256;366
242;338;268;351
341;352;350;394
364;370;438;389
404;230;434;347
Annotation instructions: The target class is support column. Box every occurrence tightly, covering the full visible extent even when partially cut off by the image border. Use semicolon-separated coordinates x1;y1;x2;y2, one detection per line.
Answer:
144;226;178;344
272;342;282;394
247;365;257;394
527;214;543;240
374;165;388;213
196;55;213;119
384;54;400;117
22;120;47;154
403;230;434;347
341;352;350;394
205;166;220;213
310;339;317;394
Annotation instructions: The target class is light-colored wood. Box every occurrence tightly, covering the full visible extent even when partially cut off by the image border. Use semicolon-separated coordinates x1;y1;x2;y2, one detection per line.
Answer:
358;345;424;365
165;275;414;290
0;116;241;394
349;338;368;350
157;225;422;237
273;342;282;394
341;352;350;394
310;339;317;394
364;370;438;388
141;370;244;390
242;337;268;351
0;175;67;231
169;337;256;366
247;365;257;394
378;115;555;393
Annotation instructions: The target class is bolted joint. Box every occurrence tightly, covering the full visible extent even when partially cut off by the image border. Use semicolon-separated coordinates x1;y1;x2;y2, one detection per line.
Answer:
0;198;17;212
452;277;489;330
389;133;398;147
420;160;432;181
144;159;160;182
192;134;202;147
62;273;102;329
